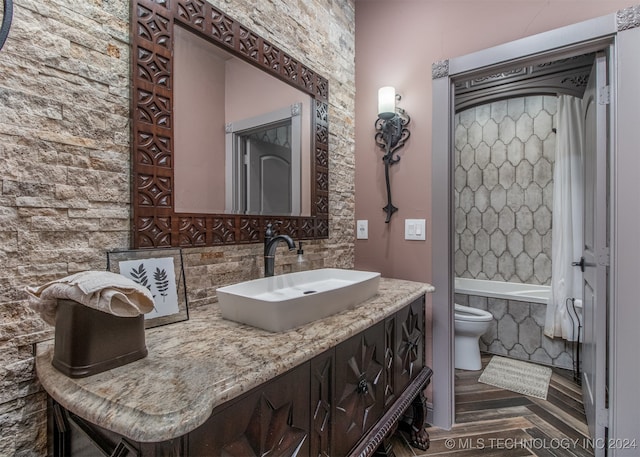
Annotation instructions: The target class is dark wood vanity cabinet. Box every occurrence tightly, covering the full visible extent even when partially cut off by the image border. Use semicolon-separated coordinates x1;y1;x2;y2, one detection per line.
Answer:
188;362;311;456
52;296;430;457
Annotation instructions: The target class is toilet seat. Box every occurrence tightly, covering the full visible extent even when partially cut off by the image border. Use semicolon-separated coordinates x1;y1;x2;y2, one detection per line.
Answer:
454;303;493;322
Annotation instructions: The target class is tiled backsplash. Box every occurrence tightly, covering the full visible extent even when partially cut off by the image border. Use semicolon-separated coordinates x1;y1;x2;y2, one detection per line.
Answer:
456;293;576;370
454;96;556;285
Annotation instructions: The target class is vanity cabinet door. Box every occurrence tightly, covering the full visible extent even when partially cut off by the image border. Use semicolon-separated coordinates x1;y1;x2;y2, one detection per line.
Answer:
310;349;334;457
394;295;425;393
188;363;310;457
333;321;385;457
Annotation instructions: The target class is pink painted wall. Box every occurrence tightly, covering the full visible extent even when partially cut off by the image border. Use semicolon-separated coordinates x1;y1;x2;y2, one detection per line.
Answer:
174;25;227;213
355;2;630;405
354;0;631;283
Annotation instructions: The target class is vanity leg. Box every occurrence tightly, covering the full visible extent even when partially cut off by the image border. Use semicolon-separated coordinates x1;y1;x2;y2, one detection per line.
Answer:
399;389;430;451
52;403;70;457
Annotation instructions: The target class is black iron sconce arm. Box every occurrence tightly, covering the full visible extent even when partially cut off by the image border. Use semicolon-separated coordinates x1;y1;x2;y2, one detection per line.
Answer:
0;0;13;52
374;100;410;223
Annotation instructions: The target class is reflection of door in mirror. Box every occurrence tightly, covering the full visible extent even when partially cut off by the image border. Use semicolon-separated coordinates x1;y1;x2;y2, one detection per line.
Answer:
247;130;292;215
173;25;311;216
226;104;302;215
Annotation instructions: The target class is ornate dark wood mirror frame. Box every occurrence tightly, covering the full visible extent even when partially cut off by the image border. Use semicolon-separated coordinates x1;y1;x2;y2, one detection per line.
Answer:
131;0;329;249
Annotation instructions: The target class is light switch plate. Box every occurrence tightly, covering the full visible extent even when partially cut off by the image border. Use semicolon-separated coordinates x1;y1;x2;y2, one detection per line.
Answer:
356;220;368;239
405;219;426;240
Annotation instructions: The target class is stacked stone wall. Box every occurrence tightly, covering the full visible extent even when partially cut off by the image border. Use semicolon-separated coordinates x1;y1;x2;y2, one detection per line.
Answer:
0;0;355;454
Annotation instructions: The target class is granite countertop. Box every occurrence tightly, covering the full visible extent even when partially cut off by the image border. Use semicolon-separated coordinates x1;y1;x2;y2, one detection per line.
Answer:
36;277;433;443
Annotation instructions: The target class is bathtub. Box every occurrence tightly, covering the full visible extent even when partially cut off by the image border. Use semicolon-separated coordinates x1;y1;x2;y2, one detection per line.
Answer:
454;277;579;371
454;277;550;304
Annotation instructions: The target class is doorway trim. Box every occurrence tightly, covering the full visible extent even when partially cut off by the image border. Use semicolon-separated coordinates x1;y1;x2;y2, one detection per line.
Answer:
430;7;640;435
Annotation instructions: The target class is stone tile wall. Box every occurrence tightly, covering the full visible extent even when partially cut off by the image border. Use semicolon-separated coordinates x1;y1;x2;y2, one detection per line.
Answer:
456;293;576;370
0;1;355;454
454;96;556;285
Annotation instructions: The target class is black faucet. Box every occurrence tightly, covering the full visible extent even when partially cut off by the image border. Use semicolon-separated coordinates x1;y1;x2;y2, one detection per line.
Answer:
264;223;296;277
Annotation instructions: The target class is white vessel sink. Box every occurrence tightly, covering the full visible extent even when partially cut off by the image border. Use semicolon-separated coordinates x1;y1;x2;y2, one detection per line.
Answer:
217;268;381;332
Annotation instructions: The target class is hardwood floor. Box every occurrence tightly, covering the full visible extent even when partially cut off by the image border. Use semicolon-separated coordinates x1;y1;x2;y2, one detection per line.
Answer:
391;354;593;457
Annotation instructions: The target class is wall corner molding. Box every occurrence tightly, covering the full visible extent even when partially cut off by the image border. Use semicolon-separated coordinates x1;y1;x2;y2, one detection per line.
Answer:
617;5;640;31
432;60;449;80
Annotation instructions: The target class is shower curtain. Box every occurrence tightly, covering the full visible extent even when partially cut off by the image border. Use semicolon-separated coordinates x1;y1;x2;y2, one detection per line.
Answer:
544;95;584;341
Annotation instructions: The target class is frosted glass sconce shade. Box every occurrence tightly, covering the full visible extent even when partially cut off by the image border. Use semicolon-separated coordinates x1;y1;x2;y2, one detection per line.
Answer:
378;86;397;120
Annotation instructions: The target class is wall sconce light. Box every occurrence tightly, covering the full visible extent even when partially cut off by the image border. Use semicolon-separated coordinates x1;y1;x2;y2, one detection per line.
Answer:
375;86;411;223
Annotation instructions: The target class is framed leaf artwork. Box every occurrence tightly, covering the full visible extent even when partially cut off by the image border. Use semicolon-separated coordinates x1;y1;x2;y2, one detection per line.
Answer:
107;248;189;328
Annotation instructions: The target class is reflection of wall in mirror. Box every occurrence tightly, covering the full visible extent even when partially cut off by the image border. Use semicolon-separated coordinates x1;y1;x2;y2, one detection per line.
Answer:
173;26;311;215
174;26;227;214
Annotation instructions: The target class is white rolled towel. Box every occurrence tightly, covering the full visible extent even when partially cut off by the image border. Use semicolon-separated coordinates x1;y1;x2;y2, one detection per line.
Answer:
26;270;155;325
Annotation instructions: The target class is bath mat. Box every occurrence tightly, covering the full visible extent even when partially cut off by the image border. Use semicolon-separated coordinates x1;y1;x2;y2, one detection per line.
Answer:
478;356;552;400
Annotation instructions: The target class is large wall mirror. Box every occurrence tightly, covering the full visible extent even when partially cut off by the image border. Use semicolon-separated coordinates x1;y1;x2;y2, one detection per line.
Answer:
131;0;329;248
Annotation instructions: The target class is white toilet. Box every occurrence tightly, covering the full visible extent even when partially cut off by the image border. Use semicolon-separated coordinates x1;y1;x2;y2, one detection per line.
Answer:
454;303;493;371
